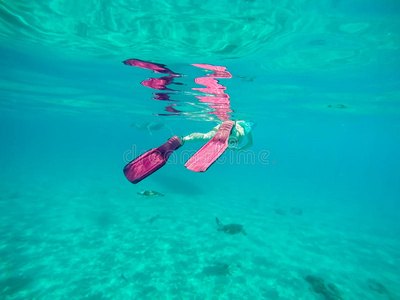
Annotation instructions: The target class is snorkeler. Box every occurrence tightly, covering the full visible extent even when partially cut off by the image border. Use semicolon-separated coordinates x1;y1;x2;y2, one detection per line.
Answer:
122;59;254;183
123;120;255;184
183;120;254;151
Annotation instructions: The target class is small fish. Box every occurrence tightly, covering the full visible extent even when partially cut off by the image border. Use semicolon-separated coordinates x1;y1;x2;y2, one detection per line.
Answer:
328;104;347;109
290;207;303;216
148;214;161;224
121;273;131;284
216;217;247;235
137;190;164;197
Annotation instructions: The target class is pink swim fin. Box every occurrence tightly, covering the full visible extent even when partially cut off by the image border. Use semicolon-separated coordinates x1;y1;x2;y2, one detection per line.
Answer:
185;121;234;172
124;136;183;184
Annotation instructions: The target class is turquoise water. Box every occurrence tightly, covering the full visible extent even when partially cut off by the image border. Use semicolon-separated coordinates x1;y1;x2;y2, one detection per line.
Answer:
1;0;400;299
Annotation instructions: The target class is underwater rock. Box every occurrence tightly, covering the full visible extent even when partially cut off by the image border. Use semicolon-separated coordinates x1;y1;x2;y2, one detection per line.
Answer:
202;263;231;276
326;283;342;300
367;278;393;299
215;217;247;235
0;275;34;298
274;208;286;216
137;190;164;197
304;275;343;300
261;288;280;299
290;207;303;216
328;104;347;109
201;262;240;277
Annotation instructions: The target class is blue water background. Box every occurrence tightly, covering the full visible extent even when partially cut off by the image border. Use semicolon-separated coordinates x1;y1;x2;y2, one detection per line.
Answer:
1;0;400;299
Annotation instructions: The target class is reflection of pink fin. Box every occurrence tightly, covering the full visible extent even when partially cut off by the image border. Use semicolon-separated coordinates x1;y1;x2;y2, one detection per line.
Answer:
124;136;182;184
156;105;182;116
192;63;232;121
141;77;175;90
192;64;232;78
123;59;180;76
185;121;234;172
165;106;181;113
193;77;227;95
197;96;230;104
192;64;226;72
153;93;175;101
